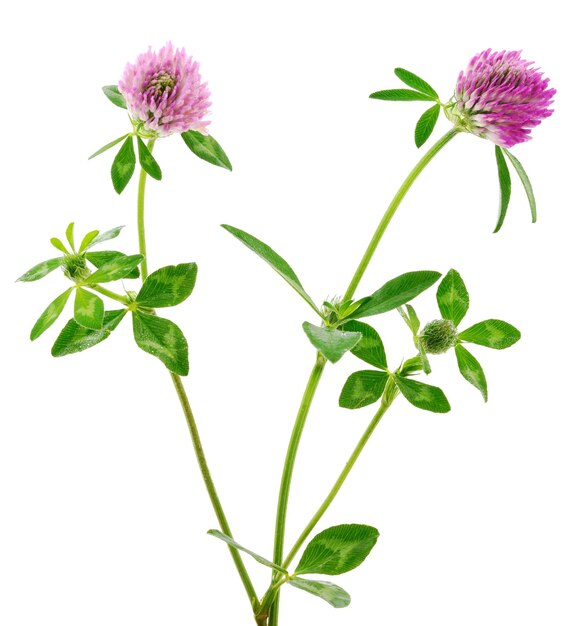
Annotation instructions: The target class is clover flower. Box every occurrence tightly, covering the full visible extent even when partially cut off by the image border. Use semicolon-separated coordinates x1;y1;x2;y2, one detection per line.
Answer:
448;49;556;148
119;42;211;138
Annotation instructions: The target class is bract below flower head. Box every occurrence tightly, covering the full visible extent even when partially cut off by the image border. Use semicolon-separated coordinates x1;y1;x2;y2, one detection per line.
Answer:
119;42;211;138
447;49;555;148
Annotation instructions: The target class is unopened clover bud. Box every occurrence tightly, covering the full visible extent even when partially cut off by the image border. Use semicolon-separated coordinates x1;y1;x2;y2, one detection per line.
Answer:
62;254;90;282
419;319;458;355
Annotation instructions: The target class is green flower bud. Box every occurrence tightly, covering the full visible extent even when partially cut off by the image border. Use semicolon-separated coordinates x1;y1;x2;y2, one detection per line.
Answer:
419;319;458;355
62;254;90;282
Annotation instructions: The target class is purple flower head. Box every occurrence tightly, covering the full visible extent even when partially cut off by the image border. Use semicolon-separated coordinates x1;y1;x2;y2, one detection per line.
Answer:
447;49;555;148
119;43;211;138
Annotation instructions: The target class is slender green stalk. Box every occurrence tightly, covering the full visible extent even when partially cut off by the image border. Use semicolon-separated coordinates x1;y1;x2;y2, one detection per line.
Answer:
282;399;392;570
88;283;130;305
267;128;460;626
343;128;459;301
135;141;259;612
268;353;326;622
137;138;155;281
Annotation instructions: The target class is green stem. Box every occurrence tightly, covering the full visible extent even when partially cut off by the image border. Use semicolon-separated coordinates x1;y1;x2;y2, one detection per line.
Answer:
343;128;459;301
137;138;155;281
282;399;392;570
267;128;459;626
170;373;259;610
268;353;326;621
88;283;130;305
135;140;259;612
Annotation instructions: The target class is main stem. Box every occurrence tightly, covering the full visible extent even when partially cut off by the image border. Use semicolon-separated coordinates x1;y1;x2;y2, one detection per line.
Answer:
267;128;459;626
136;141;259;611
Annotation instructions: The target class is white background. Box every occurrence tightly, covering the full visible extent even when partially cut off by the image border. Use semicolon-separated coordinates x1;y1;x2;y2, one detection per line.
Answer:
1;1;584;625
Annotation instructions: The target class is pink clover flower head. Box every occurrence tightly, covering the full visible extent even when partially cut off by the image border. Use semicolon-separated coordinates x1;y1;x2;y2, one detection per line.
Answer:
447;49;555;148
119;43;211;138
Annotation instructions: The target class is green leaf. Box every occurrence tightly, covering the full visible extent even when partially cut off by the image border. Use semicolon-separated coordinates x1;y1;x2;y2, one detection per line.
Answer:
405;304;420;334
136;136;162;180
494;145;512;233
85;251;140;280
135;263;197;308
222;224;320;315
86;253;143;283
351;271;441;319
414;104;440;148
207;530;288;574
416;337;432;375
341;320;387;369
287;578;351;609
87;226;125;248
30;288;73;341
295;524;379;576
395;375;450;413
74;288;104;330
181;131;232;170
88;134;129;160
337;297;371;320
102;85;127;109
455;345;488;402
302;322;361;363
50;237;69;254
458;319;521;350
504;149;537;223
65;222;75;251
369;89;437;102
436;269;469;326
394;68;439;98
52;310;126;357
111;136;136;194
17;257;62;282
78;230;100;254
399;355;424;376
339;370;388;409
132;311;189;375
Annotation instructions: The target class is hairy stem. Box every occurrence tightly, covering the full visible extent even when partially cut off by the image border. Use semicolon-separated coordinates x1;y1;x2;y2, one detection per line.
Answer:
136;141;259;612
267;128;459;626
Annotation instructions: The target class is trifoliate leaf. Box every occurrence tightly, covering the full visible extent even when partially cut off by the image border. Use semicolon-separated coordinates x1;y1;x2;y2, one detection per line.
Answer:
51;310;126;357
136;263;197;308
339;370;388;409
341;320;387;369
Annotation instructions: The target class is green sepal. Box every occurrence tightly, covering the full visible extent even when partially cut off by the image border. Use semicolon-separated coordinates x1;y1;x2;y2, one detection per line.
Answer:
88;134;129;160
369;89;437;101
86;253;143;283
294;524;379;576
181;130;232;170
74;288;104;330
132;311;189;376
503;148;537;223
287;578;351;609
17;257;62;282
86;226;125;249
302;322;362;363
207;530;288;574
51;310;127;357
350;271;441;319
394;68;438;98
102;85;127;109
136;136;162;180
30;288;73;341
494;145;512;233
339;370;389;409
341;320;387;369
50;238;69;254
455;344;488;402
222;224;321;315
395;375;450;413
111;136;136;194
436;269;469;326
136;263;197;308
415;103;440;148
458;319;521;350
78;230;100;254
85;251;140;280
